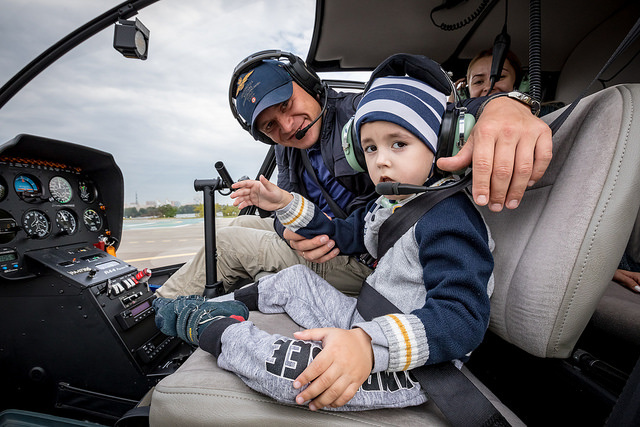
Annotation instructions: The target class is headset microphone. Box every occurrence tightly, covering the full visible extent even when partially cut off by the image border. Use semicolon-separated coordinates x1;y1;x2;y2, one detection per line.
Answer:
376;174;472;196
295;84;328;140
294;114;321;140
376;182;429;195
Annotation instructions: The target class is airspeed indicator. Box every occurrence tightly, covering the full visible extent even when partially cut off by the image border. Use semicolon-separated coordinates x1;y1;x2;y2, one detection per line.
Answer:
49;176;73;203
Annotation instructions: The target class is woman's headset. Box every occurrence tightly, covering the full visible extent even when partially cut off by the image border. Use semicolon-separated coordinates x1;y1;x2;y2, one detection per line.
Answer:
229;50;325;145
341;54;475;179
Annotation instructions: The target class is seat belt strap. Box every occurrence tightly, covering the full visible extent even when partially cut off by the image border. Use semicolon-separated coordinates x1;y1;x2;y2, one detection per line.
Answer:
359;182;511;426
357;282;510;427
377;175;471;260
550;16;640;135
299;149;348;219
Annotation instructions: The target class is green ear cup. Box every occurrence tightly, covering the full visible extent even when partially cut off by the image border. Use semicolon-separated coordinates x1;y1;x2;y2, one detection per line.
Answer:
453;113;475;157
341;117;366;173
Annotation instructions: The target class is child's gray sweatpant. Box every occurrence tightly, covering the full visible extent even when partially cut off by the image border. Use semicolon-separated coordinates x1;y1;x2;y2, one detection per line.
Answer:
204;264;427;411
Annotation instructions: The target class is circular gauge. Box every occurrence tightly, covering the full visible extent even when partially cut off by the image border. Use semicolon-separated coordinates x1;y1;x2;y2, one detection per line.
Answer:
14;174;42;200
78;180;97;203
49;176;73;204
83;208;103;232
56;209;78;235
0;176;7;202
22;210;51;239
0;209;17;243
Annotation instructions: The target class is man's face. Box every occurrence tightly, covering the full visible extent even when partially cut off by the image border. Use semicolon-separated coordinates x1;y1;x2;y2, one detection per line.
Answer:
255;82;322;149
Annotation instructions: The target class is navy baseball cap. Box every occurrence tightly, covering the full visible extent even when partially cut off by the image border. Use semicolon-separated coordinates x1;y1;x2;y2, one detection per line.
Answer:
234;60;293;139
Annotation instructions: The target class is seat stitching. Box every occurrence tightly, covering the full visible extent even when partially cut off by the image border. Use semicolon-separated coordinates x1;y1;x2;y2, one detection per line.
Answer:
554;86;632;354
152;389;400;426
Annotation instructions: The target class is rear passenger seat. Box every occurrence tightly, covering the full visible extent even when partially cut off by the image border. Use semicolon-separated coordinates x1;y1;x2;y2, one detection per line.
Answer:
584;282;640;373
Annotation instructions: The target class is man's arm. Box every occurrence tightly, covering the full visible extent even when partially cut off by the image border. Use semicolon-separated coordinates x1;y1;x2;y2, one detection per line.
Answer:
436;97;553;212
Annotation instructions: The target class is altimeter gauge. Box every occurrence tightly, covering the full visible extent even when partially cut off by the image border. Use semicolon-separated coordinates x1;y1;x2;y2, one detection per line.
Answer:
56;209;78;235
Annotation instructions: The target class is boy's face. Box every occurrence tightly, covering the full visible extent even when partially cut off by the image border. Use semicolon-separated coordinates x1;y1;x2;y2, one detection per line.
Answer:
255;82;322;149
360;121;435;201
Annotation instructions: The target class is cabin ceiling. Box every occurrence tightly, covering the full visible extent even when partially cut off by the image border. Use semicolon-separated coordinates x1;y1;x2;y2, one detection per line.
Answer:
307;0;637;77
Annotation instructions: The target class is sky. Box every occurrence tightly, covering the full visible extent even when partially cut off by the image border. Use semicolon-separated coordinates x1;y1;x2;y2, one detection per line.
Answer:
0;0;321;206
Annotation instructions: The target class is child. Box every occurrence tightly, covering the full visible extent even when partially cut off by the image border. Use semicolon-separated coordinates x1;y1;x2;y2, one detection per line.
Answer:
153;74;494;412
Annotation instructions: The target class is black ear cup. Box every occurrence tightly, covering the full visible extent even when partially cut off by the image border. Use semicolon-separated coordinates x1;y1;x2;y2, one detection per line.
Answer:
283;55;324;98
433;108;459;178
229;50;324;144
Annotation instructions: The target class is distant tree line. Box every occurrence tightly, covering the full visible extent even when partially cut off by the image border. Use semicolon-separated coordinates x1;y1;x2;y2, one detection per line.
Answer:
124;204;240;218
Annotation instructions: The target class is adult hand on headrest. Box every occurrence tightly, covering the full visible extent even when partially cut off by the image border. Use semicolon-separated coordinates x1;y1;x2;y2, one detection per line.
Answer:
436;96;552;212
365;53;452;96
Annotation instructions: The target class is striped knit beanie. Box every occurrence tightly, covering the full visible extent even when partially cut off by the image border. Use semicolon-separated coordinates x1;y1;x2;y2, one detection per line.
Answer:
354;76;447;155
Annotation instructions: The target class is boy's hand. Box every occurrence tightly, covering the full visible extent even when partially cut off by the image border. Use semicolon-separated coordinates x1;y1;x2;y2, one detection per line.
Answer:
292;327;373;410
231;175;293;211
436;97;552;212
284;229;340;263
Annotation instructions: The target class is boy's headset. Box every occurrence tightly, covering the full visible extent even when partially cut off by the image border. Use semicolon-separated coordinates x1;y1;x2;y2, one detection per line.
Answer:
341;53;476;180
229;50;327;145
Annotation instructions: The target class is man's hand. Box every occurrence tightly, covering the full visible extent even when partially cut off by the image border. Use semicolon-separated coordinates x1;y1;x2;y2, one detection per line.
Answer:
231;175;293;211
284;228;340;263
292;328;373;410
436;97;553;212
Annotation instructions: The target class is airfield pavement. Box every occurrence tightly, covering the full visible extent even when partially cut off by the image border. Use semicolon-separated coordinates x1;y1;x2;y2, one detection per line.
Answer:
116;217;234;270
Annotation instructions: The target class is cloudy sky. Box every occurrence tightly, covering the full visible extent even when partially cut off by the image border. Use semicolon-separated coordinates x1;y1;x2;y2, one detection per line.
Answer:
0;0;320;206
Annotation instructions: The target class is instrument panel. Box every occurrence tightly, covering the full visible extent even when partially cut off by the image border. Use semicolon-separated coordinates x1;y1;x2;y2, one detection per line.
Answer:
0;134;124;280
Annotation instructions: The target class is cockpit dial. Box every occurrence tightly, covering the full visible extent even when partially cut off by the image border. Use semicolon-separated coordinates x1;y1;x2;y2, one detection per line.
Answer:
83;208;103;232
49;176;73;204
0;176;7;202
78;180;97;203
56;209;78;235
22;210;51;239
14;174;43;200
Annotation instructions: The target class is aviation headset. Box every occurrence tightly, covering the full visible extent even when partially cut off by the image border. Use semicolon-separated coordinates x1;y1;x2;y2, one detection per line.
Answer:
229;49;326;145
341;53;475;178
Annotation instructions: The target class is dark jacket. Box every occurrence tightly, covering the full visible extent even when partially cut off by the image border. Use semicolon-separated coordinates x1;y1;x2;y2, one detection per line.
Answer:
273;88;377;239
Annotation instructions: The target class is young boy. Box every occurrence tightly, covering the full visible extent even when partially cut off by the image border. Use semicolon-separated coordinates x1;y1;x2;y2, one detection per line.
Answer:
153;74;494;412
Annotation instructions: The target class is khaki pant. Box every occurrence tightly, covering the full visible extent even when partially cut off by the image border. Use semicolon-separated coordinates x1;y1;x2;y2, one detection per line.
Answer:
156;215;371;298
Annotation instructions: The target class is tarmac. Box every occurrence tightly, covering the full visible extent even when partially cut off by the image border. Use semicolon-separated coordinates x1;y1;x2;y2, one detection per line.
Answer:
116;217;234;270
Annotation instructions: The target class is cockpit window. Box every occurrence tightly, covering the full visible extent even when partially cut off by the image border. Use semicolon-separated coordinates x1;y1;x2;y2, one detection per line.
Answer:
0;1;315;270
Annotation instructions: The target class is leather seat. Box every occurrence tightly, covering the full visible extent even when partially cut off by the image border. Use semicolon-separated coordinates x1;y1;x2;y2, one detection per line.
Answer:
149;84;640;425
150;311;523;426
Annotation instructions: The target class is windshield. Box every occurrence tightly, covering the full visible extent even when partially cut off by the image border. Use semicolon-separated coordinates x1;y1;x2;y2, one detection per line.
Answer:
0;0;315;269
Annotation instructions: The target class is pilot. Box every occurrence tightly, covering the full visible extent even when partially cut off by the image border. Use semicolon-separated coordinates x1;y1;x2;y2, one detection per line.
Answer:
155;51;552;298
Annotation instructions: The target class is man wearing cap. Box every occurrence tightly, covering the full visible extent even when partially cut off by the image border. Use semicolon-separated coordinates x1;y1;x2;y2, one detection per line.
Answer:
158;57;376;298
156;52;552;298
